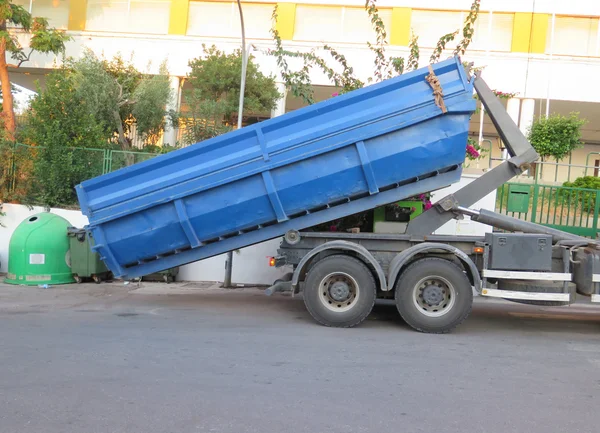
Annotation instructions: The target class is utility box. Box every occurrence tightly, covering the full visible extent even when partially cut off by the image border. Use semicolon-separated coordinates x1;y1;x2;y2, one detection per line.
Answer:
506;184;531;213
67;227;110;283
485;232;552;271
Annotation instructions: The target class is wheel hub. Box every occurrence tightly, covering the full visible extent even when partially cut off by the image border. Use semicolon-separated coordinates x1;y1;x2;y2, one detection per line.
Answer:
422;284;444;306
329;281;351;302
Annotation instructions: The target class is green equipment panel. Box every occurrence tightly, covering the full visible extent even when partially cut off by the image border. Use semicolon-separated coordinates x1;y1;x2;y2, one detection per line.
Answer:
507;184;531;213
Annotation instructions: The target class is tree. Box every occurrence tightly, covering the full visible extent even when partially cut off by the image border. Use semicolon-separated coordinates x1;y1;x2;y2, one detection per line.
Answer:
8;51;175;206
16;66;108;206
0;0;70;140
70;49;173;153
528;112;586;162
268;0;480;104
179;44;281;145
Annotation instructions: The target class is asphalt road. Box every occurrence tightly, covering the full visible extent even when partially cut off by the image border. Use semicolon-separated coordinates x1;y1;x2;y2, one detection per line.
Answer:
1;281;600;433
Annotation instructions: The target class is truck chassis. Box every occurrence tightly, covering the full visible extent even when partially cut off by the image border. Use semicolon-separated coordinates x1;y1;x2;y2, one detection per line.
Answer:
266;70;600;333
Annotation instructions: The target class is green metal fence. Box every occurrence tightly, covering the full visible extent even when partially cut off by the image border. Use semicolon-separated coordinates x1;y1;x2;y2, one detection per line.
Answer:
496;182;600;238
1;143;161;204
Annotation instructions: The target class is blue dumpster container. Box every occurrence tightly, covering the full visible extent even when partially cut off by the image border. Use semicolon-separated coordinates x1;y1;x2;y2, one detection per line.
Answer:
76;56;477;279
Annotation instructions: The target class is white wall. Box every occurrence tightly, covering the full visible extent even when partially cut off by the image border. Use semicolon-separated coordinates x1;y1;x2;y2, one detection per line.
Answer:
178;239;292;285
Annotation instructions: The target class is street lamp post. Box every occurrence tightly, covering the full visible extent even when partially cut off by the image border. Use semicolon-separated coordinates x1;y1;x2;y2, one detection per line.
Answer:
224;0;252;288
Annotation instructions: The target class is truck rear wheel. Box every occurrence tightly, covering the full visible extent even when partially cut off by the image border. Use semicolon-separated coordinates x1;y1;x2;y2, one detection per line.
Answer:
394;258;473;334
303;255;376;328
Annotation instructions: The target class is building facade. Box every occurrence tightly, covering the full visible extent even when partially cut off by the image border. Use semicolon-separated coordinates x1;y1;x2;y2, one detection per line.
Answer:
9;0;600;182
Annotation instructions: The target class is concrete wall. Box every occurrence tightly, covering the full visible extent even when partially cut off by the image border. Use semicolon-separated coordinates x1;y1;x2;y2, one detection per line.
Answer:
0;173;497;284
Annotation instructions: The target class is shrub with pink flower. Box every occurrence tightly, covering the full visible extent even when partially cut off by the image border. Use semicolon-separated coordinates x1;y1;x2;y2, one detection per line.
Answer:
466;144;480;159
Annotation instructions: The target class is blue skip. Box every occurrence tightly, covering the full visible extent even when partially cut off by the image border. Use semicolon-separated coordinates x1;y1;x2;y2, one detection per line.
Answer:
76;56;477;279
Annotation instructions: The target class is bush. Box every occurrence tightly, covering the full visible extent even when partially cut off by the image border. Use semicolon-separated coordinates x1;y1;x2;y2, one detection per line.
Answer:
562;176;600;213
528;113;586;162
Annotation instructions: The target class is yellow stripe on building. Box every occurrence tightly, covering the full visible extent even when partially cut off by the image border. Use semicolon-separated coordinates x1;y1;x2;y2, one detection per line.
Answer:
169;0;191;36
276;3;296;40
390;7;412;46
511;12;548;54
530;13;549;54
68;0;87;31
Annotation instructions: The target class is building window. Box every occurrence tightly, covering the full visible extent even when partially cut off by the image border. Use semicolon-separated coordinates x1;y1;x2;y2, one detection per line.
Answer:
86;0;171;35
469;12;514;52
293;5;392;44
546;16;599;56
410;10;463;49
12;0;70;29
411;10;513;52
187;2;274;39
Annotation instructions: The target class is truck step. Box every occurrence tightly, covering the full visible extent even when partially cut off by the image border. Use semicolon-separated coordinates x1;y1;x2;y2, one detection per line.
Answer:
481;288;573;302
482;270;571;281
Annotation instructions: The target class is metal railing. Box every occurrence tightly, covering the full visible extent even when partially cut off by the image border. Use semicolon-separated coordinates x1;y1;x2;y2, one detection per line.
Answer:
1;143;162;204
496;182;600;238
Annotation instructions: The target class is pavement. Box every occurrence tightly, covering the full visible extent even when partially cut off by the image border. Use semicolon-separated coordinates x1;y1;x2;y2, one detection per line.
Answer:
1;280;600;433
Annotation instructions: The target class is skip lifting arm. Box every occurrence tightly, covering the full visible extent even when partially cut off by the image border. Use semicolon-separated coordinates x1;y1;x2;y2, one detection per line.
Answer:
405;71;540;236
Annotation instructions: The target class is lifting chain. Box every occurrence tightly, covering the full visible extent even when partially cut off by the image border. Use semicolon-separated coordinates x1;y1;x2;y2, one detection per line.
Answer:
425;65;448;114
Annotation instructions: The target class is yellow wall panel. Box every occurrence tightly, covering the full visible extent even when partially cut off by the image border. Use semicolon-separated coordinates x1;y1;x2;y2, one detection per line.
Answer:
276;3;296;40
68;0;87;31
390;7;411;46
511;12;548;53
531;13;549;54
169;0;190;35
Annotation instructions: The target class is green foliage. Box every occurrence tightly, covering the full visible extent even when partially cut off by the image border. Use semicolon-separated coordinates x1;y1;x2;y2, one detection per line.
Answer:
179;44;281;145
268;0;480;100
69;49;172;149
6;51;173;207
0;0;71;140
562;176;600;213
453;0;480;56
132;62;172;142
14;68;107;206
1;3;70;67
527;113;586;161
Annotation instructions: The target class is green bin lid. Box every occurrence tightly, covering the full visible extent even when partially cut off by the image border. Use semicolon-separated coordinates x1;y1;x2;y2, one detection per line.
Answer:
4;213;75;286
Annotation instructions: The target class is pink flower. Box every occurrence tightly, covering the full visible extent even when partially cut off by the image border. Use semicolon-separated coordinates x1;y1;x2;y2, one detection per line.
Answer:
424;202;433;211
331;92;339;97
411;207;416;212
466;144;480;158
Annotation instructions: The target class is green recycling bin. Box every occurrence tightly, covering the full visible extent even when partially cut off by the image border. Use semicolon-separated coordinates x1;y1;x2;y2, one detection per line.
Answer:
4;213;75;286
67;227;110;283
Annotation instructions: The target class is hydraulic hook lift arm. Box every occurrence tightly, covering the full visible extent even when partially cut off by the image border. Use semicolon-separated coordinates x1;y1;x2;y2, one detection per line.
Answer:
406;71;542;237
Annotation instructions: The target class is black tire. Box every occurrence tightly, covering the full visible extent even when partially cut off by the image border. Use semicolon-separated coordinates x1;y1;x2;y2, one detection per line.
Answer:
497;279;575;307
74;275;82;284
395;258;473;334
92;275;101;284
303;255;376;328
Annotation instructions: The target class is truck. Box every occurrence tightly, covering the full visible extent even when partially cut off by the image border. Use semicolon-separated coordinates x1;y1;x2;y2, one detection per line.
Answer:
76;56;600;334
